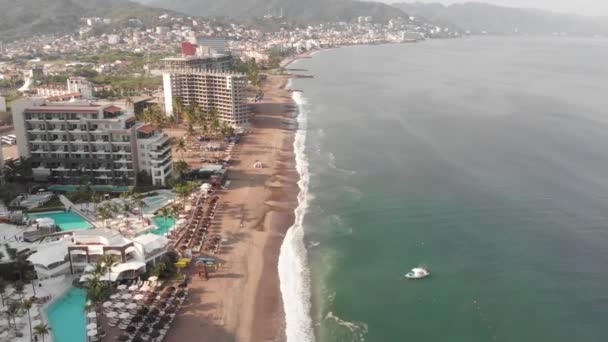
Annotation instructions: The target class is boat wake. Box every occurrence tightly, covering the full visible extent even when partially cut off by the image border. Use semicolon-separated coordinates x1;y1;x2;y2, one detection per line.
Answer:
278;89;315;342
325;311;369;342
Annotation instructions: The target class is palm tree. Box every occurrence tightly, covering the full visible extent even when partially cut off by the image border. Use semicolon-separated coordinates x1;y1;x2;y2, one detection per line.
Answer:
0;277;6;307
97;206;112;227
174;160;190;179
25;271;37;297
158;207;170;226
172;97;184;120
34;323;50;342
131;193;145;221
175;138;187;161
6;300;19;329
99;254;118;282
13;280;25;301
22;298;34;341
91;193;101;212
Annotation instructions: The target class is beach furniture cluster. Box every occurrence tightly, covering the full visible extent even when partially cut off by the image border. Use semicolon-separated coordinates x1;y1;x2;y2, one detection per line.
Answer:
172;195;221;255
99;277;188;342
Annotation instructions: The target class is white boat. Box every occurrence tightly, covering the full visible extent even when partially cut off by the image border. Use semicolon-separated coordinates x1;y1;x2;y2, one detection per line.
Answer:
405;266;430;279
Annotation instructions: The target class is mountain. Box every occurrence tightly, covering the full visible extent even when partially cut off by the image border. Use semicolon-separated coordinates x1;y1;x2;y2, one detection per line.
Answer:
135;0;406;24
392;2;608;36
0;0;171;42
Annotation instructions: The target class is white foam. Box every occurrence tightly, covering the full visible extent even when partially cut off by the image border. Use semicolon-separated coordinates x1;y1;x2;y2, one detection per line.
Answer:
325;311;369;341
278;89;316;342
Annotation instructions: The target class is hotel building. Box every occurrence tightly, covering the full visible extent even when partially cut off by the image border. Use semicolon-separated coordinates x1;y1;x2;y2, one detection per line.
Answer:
11;98;173;186
163;70;250;126
27;229;169;280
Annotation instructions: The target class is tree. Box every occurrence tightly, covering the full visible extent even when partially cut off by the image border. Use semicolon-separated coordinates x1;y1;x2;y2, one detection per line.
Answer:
22;298;34;341
97;205;112;227
34;323;50;342
91;193;101;212
25;271;37;297
99;254;118;282
5;300;19;329
174;160;190;179
172;97;184;120
0;278;6;307
175;138;187;161
13;280;25;301
131;193;145;221
158;207;170;226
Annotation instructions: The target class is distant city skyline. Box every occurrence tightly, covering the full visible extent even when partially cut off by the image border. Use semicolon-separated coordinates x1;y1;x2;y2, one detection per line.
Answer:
381;0;608;17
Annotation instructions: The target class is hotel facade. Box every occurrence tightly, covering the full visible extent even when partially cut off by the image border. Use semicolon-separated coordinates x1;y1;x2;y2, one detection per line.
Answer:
11;98;173;186
162;55;250;127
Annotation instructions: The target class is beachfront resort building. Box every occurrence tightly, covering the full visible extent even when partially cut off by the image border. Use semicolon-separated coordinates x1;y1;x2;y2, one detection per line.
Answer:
27;229;169;280
162;55;233;73
161;54;250;127
11;98;174;186
163;70;250;126
136;124;173;186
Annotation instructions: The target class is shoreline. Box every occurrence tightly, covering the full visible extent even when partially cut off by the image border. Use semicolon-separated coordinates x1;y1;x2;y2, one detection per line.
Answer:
166;71;302;342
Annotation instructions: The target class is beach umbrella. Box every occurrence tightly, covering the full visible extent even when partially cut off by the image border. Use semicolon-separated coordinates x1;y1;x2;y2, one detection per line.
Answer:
133;294;144;300
126;303;138;310
119;312;130;320
121;293;132;300
87;329;98;337
106;311;117;318
126;326;136;333
146;315;156;323
148;276;158;282
118;335;130;341
150;308;160;315
128;285;139;291
114;302;125;309
102;301;113;308
150;330;160;338
131;316;143;323
110;294;120;299
165;308;175;314
137;308;149;315
86;323;97;330
152;322;165;330
139;325;150;333
117;285;127;290
87;312;97;318
132;336;144;342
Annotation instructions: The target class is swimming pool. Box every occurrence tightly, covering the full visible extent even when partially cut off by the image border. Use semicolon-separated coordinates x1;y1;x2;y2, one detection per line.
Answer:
46;287;86;342
142;191;176;214
29;211;94;231
151;216;176;236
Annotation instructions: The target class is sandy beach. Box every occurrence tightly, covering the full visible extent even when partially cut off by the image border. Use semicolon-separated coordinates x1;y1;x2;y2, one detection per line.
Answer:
167;73;300;342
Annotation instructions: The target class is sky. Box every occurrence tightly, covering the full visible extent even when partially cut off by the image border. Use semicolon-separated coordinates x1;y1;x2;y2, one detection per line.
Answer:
381;0;608;17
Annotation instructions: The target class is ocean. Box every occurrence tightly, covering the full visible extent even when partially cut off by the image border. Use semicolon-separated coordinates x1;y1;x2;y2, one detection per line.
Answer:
279;37;608;342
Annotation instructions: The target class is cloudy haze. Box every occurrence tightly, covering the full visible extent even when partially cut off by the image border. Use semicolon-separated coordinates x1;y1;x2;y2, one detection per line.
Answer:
382;0;608;17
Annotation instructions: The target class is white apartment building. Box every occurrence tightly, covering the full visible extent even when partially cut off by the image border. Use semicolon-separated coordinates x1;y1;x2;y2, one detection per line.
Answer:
67;76;94;99
163;70;250;126
196;37;227;55
136;124;173;186
11;98;174;186
36;76;94;100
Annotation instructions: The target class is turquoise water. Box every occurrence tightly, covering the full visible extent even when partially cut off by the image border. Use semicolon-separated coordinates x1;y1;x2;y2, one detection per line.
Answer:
48;185;131;193
30;211;93;231
46;287;86;342
142;193;176;214
287;38;608;342
151;216;175;236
